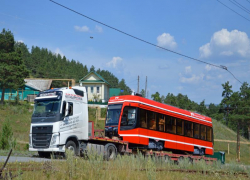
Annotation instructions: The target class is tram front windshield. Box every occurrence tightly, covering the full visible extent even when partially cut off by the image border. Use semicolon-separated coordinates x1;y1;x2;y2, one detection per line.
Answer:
105;104;122;126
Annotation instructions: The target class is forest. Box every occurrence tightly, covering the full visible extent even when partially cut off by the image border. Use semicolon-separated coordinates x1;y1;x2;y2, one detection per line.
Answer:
14;41;131;94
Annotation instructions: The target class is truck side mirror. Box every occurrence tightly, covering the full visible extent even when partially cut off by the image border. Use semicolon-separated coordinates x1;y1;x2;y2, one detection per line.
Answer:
65;102;69;117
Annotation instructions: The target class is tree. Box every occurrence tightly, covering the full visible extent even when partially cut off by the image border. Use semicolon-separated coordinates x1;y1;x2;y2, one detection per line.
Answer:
140;89;145;97
151;92;162;102
118;79;131;95
221;81;233;125
0;29;29;104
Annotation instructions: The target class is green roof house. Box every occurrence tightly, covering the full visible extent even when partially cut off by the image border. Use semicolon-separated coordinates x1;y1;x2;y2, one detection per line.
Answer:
79;71;110;102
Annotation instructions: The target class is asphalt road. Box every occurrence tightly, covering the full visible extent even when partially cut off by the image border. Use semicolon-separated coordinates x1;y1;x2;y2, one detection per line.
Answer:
0;156;52;163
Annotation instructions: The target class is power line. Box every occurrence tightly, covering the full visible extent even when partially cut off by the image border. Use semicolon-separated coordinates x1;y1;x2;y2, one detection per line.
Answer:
217;0;250;22
229;0;250;14
50;0;243;84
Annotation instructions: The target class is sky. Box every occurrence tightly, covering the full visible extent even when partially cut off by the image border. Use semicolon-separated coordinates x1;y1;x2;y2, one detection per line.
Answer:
1;0;250;104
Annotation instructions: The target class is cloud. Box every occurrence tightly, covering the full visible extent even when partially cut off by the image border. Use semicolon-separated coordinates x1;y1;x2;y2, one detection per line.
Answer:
55;48;64;57
180;73;204;84
95;25;103;33
17;40;23;43
199;29;250;58
74;25;90;32
157;33;177;49
185;66;192;73
106;57;123;68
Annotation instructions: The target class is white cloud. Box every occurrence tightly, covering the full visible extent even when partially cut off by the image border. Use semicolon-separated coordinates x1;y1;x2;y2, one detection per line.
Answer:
157;33;177;49
55;48;64;57
17;40;23;43
106;57;123;68
95;25;103;33
180;73;204;84
74;25;90;32
185;66;192;73
199;29;250;58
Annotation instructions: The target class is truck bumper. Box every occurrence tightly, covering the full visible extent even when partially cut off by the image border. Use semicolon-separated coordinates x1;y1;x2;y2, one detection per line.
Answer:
29;145;65;152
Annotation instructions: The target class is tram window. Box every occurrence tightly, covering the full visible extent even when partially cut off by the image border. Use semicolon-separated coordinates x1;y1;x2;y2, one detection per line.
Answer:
176;119;183;135
194;124;200;139
166;116;176;134
200;125;206;140
121;107;137;127
158;114;165;132
206;127;212;142
148;111;156;130
184;121;193;137
140;109;147;128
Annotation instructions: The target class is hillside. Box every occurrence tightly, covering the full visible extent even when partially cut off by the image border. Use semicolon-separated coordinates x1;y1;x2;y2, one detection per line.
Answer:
0;104;249;164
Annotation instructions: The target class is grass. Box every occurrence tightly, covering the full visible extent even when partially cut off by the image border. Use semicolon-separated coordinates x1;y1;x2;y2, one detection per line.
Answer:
1;151;250;180
213;119;250;164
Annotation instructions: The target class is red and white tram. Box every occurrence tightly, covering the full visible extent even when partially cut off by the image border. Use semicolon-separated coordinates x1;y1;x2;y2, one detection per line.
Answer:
105;94;213;155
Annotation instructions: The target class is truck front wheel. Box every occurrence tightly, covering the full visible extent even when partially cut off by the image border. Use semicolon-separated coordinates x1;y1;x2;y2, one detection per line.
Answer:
65;140;77;155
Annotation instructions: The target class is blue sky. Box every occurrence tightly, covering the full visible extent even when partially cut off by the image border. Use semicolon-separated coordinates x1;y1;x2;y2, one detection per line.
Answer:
1;0;250;104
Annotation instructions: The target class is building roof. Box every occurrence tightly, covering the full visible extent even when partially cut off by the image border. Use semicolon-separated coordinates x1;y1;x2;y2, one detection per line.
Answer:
79;71;111;86
25;79;52;91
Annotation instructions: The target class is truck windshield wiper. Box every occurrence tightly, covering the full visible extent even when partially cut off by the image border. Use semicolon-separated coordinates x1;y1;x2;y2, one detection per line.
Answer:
46;112;55;117
33;112;42;117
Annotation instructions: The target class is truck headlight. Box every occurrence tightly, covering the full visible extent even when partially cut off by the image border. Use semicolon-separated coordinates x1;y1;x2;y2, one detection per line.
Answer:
50;133;59;146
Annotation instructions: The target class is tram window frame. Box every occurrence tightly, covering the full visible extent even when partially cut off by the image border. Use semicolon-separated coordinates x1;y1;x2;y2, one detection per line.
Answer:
184;121;193;138
148;111;156;130
193;123;200;139
166;116;176;134
158;114;165;132
176;119;183;135
200;125;206;140
139;108;147;128
206;126;212;142
120;106;137;130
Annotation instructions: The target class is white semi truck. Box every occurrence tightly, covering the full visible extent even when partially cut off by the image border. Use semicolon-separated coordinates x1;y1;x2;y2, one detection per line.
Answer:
29;86;92;157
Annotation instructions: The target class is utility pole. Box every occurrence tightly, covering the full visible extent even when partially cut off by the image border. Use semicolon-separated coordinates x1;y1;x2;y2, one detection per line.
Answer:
137;76;139;93
145;76;147;98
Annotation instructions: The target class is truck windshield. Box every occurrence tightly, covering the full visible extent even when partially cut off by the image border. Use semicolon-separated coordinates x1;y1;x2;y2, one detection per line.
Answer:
105;104;123;126
33;100;61;117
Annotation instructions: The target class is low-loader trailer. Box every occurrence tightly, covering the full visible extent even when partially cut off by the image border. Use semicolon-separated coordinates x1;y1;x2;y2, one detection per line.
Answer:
29;86;217;162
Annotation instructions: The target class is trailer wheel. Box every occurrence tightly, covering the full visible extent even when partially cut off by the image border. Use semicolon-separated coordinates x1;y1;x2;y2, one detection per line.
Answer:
163;155;171;164
66;140;77;155
104;143;117;161
177;156;184;165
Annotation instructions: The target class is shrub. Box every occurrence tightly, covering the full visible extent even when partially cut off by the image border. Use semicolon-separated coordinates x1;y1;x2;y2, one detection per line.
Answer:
0;118;16;150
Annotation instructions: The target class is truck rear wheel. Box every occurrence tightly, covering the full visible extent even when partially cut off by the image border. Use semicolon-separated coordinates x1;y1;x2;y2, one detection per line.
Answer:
66;140;77;155
104;143;117;161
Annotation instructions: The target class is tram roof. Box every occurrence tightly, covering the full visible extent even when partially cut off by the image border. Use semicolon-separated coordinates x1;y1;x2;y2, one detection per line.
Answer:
108;95;212;124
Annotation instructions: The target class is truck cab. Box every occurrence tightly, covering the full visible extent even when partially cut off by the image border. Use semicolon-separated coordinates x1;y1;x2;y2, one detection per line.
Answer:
29;86;89;157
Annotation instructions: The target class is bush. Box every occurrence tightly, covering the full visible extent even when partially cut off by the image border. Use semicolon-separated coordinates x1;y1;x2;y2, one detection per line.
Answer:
0;118;16;150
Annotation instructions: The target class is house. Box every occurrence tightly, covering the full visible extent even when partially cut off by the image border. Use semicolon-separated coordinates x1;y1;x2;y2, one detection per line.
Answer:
0;79;52;101
79;71;111;102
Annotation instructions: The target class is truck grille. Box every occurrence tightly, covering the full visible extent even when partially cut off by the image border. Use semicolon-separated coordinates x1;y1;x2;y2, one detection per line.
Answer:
32;126;53;148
